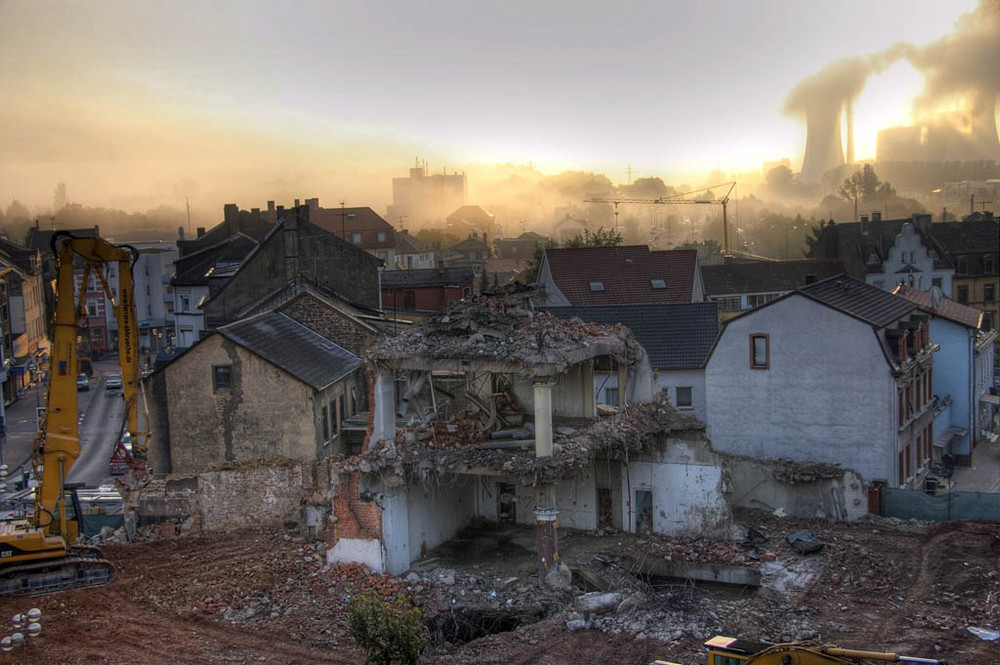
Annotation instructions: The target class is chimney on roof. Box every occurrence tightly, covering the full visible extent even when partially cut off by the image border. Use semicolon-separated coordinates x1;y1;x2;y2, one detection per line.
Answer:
913;213;931;234
178;226;184;241
871;211;882;223
276;205;284;219
224;203;238;231
860;214;869;235
196;227;206;238
284;206;300;279
305;197;319;210
294;199;300;207
267;200;275;213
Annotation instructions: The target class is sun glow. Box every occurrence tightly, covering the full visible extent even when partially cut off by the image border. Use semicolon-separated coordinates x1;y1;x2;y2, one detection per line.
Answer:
851;61;926;161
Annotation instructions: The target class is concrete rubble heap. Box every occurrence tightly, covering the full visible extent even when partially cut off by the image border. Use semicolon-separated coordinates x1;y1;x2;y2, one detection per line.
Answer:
340;399;703;486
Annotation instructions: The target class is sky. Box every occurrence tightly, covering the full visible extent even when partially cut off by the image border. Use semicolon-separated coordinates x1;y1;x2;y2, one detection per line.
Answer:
0;0;984;215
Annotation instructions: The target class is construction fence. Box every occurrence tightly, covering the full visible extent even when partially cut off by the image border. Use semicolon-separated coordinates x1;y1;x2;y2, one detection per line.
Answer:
881;487;1000;521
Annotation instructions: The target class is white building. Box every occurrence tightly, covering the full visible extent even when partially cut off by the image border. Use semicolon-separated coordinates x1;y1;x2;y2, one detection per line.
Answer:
706;276;938;489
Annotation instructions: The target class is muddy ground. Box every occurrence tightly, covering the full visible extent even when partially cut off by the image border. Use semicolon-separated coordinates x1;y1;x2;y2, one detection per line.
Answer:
2;510;997;665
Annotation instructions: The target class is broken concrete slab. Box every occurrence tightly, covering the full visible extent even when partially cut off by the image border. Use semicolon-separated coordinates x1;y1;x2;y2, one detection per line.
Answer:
575;591;624;615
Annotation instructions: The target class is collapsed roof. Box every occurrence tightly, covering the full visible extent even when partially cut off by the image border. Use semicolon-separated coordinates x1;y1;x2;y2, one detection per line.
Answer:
338;400;704;486
367;288;648;375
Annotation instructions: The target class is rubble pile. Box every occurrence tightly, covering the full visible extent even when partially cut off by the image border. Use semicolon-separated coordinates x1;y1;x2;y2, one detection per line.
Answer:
339;401;701;486
367;289;645;374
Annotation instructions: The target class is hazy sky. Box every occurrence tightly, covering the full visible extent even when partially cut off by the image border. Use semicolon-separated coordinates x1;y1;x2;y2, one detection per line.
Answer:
0;0;982;213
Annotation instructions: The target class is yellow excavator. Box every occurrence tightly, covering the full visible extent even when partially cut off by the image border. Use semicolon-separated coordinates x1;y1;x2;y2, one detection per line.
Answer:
0;232;150;595
655;635;947;665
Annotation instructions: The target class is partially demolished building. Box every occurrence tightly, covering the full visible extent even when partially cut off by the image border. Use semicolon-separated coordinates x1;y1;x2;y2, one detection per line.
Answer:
329;288;732;576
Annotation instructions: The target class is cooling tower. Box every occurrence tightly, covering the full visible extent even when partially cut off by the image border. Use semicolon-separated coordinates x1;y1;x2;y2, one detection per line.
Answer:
800;104;845;183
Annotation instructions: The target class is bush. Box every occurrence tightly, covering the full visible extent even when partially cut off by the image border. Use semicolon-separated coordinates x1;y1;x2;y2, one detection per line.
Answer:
348;591;427;665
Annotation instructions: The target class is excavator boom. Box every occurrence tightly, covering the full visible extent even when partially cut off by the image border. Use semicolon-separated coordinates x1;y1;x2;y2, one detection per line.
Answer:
0;232;146;596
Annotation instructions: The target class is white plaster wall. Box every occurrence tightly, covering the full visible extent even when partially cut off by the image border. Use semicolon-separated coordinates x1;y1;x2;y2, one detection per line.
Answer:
329;539;385;573
382;491;410;575
513;366;588;418
621;439;730;537
867;223;952;294
705;295;897;484
404;478;477;565
726;460;869;520
655;369;707;422
553;470;598;530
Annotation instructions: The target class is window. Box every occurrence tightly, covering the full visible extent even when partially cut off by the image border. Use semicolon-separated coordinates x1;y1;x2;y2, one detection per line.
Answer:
650;279;666;289
715;296;742;312
985;256;995;273
984;284;995;302
931;277;942;289
957;259;968;275
750;334;769;369
463;287;472;298
351;232;362;244
179;295;190;312
676;386;693;408
604;387;619;405
589;281;605;292
957;285;969;304
321;406;330;442
212;365;232;392
86;300;99;316
984;312;995;332
377;231;387;243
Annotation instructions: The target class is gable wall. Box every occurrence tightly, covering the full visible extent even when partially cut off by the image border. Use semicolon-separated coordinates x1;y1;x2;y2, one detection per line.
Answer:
163;335;316;473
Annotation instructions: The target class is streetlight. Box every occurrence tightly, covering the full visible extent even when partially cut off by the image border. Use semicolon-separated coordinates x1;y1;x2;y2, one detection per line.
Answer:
2;607;41;663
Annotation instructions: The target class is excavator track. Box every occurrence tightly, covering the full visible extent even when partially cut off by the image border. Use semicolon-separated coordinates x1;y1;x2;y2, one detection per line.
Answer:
0;553;115;597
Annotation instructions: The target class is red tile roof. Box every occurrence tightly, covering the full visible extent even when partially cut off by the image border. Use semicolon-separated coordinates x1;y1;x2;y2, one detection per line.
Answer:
542;246;698;305
893;283;982;329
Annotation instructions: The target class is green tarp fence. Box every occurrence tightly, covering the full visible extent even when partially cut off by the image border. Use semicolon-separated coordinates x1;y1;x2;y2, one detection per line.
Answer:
883;488;1000;521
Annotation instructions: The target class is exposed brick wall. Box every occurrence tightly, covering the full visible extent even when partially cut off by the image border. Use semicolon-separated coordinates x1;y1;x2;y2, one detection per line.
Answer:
280;293;378;357
331;473;382;541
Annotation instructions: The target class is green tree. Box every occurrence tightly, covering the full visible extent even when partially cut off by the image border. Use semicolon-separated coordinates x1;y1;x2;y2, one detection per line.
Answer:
838;164;895;208
564;227;622;248
348;591;427;665
415;229;460;248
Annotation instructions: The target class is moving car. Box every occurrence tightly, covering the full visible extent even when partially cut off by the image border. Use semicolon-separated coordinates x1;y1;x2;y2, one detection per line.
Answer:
105;373;123;391
76;374;89;391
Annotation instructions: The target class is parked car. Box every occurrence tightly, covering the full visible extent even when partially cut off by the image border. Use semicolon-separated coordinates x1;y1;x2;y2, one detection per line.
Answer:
106;374;123;391
76;374;90;391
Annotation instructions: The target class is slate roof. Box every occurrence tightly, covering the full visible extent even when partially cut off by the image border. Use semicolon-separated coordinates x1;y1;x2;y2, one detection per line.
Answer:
798;275;917;328
447;205;494;224
219;312;361;390
545;302;719;369
177;214;272;257
930;219;999;257
893;283;982;329
394;231;430;255
701;259;843;296
542;246;697;306
381;267;475;289
172;234;259;286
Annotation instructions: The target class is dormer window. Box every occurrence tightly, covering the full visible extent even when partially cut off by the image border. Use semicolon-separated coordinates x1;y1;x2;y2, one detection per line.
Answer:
650;279;666;289
588;281;605;292
352;232;363;244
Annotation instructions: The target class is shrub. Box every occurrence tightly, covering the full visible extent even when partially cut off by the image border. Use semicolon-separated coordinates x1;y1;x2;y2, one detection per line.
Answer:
348;591;427;665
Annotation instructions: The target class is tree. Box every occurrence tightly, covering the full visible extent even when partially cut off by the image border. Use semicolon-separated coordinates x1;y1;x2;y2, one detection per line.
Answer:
415;229;460;248
765;165;793;190
521;240;557;284
348;591;427;665
837;164;894;209
564;227;622;248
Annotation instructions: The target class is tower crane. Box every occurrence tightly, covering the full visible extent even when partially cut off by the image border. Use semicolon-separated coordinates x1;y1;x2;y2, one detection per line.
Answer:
585;181;737;256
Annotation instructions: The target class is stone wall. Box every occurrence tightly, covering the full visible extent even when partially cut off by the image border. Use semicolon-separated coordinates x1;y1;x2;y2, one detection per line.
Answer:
163;334;317;473
280;292;378;358
136;461;314;533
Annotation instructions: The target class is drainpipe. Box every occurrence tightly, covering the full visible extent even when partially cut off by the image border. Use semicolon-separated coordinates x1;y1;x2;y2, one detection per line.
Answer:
533;376;559;585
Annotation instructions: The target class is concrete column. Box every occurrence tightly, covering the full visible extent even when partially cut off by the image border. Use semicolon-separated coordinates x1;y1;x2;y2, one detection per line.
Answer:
371;369;396;449
532;377;559;585
533;378;553;457
582;362;595;418
617;364;628;411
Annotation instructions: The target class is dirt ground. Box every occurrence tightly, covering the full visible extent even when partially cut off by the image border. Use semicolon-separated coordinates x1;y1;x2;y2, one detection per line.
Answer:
2;510;997;665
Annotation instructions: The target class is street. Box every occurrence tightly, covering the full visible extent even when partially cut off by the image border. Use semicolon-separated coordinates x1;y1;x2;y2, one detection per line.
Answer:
2;358;125;489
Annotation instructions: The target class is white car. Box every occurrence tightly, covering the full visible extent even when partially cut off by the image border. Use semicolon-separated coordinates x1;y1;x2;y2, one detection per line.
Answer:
105;374;123;391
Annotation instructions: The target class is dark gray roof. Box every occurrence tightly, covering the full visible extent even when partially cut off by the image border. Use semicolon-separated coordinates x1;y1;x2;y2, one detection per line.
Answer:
219;312;361;390
930;219;999;257
798;276;917;328
381;267;475;289
702;259;844;296
172;234;258;286
544;302;719;369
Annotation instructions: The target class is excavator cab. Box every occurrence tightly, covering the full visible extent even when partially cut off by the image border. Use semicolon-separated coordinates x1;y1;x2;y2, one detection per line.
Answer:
704;636;769;664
